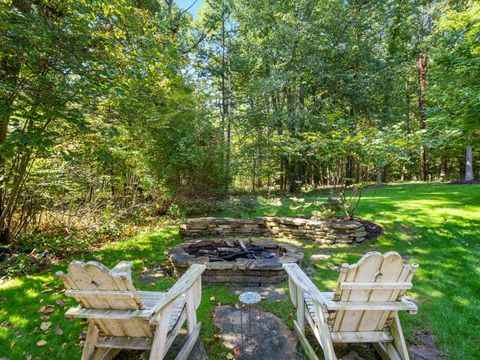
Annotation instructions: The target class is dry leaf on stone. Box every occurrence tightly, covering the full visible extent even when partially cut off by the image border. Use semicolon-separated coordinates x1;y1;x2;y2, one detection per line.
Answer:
36;340;47;347
40;322;51;331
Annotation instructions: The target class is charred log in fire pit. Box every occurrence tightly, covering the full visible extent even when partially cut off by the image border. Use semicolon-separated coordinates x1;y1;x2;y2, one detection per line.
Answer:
184;239;284;262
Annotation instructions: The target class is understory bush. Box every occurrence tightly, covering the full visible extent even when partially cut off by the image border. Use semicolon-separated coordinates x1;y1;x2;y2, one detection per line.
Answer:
312;185;364;220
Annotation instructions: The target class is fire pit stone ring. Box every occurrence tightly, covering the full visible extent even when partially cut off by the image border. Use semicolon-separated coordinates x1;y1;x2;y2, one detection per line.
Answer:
166;238;304;285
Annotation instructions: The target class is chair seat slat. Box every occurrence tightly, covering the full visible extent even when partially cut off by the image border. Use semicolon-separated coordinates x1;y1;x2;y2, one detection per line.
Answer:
339;282;412;290
330;331;393;343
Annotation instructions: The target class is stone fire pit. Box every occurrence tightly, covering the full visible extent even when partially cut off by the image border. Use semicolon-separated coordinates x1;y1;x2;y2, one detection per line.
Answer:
166;239;303;285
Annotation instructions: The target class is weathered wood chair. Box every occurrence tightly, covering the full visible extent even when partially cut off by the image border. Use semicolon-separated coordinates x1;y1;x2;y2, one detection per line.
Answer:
283;252;418;360
56;260;206;360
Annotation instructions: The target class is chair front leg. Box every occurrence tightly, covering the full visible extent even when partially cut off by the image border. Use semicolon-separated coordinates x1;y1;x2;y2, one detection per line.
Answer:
313;304;337;360
150;303;173;360
185;288;197;334
82;322;99;360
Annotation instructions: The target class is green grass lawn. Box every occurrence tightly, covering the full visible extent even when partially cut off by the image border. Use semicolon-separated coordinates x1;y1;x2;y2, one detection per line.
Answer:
0;183;479;359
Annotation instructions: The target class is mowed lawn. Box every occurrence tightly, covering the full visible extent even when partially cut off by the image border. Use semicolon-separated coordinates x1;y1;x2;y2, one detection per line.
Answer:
0;183;479;359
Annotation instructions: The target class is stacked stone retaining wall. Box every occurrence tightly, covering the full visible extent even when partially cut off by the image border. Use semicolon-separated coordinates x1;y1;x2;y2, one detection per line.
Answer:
180;216;367;245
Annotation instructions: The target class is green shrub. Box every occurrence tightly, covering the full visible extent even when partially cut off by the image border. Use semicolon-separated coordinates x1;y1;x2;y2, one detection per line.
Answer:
0;253;39;277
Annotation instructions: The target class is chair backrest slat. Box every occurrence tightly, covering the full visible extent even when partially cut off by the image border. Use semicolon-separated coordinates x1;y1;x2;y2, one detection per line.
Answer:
331;252;418;332
57;261;153;338
58;261;144;310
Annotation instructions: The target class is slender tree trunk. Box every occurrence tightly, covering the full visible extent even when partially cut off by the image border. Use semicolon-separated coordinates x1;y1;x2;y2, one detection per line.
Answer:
220;9;230;194
417;54;428;181
225;53;232;193
465;145;474;181
345;156;354;185
401;163;407;182
376;168;383;186
0;151;31;243
440;157;447;181
0;49;22;244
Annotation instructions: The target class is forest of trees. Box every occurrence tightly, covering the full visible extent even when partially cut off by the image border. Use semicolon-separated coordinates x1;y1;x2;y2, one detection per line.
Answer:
0;0;478;243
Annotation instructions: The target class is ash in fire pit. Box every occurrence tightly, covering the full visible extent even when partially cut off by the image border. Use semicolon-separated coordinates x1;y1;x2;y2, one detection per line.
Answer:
166;239;304;285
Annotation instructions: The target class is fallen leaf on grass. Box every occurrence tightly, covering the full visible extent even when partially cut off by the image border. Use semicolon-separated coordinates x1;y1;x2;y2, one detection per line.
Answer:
36;340;47;347
43;307;54;314
210;295;216;301
55;300;65;306
40;322;51;331
1;321;11;328
78;331;87;340
38;306;46;313
226;353;234;360
54;326;64;336
0;297;7;303
40;316;49;320
41;288;54;293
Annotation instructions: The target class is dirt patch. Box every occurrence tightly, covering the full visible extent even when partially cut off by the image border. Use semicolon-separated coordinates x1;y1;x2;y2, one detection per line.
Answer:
352;218;384;240
231;285;288;302
138;265;171;285
449;180;480;185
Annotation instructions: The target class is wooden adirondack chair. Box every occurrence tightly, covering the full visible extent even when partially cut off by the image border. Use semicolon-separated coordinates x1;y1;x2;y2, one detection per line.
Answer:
283;252;418;360
56;261;206;360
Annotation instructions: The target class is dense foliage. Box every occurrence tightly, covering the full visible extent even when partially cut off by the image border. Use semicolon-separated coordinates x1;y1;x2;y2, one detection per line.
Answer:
196;0;479;190
0;0;479;243
0;0;225;243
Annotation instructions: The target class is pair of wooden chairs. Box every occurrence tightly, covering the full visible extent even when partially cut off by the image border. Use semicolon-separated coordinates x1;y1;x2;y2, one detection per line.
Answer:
58;251;417;360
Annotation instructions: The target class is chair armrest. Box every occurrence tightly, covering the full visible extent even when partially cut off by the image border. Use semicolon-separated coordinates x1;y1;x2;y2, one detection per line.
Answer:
150;264;206;318
400;296;418;314
283;263;330;308
111;261;134;281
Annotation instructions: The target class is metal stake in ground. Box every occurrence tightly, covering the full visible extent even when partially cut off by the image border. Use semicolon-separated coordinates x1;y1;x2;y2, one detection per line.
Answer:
239;291;261;354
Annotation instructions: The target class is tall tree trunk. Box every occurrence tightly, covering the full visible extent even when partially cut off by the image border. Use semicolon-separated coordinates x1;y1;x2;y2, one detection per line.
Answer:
440;157;447;181
465;145;474;181
225;53;232;193
376;168;383;186
0;43;23;244
345;156;354;186
417;54;428;181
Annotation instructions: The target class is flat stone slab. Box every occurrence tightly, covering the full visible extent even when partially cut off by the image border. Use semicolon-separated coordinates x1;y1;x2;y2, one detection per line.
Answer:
231;285;288;302
409;332;441;360
213;305;303;359
311;249;332;261
138;265;169;285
